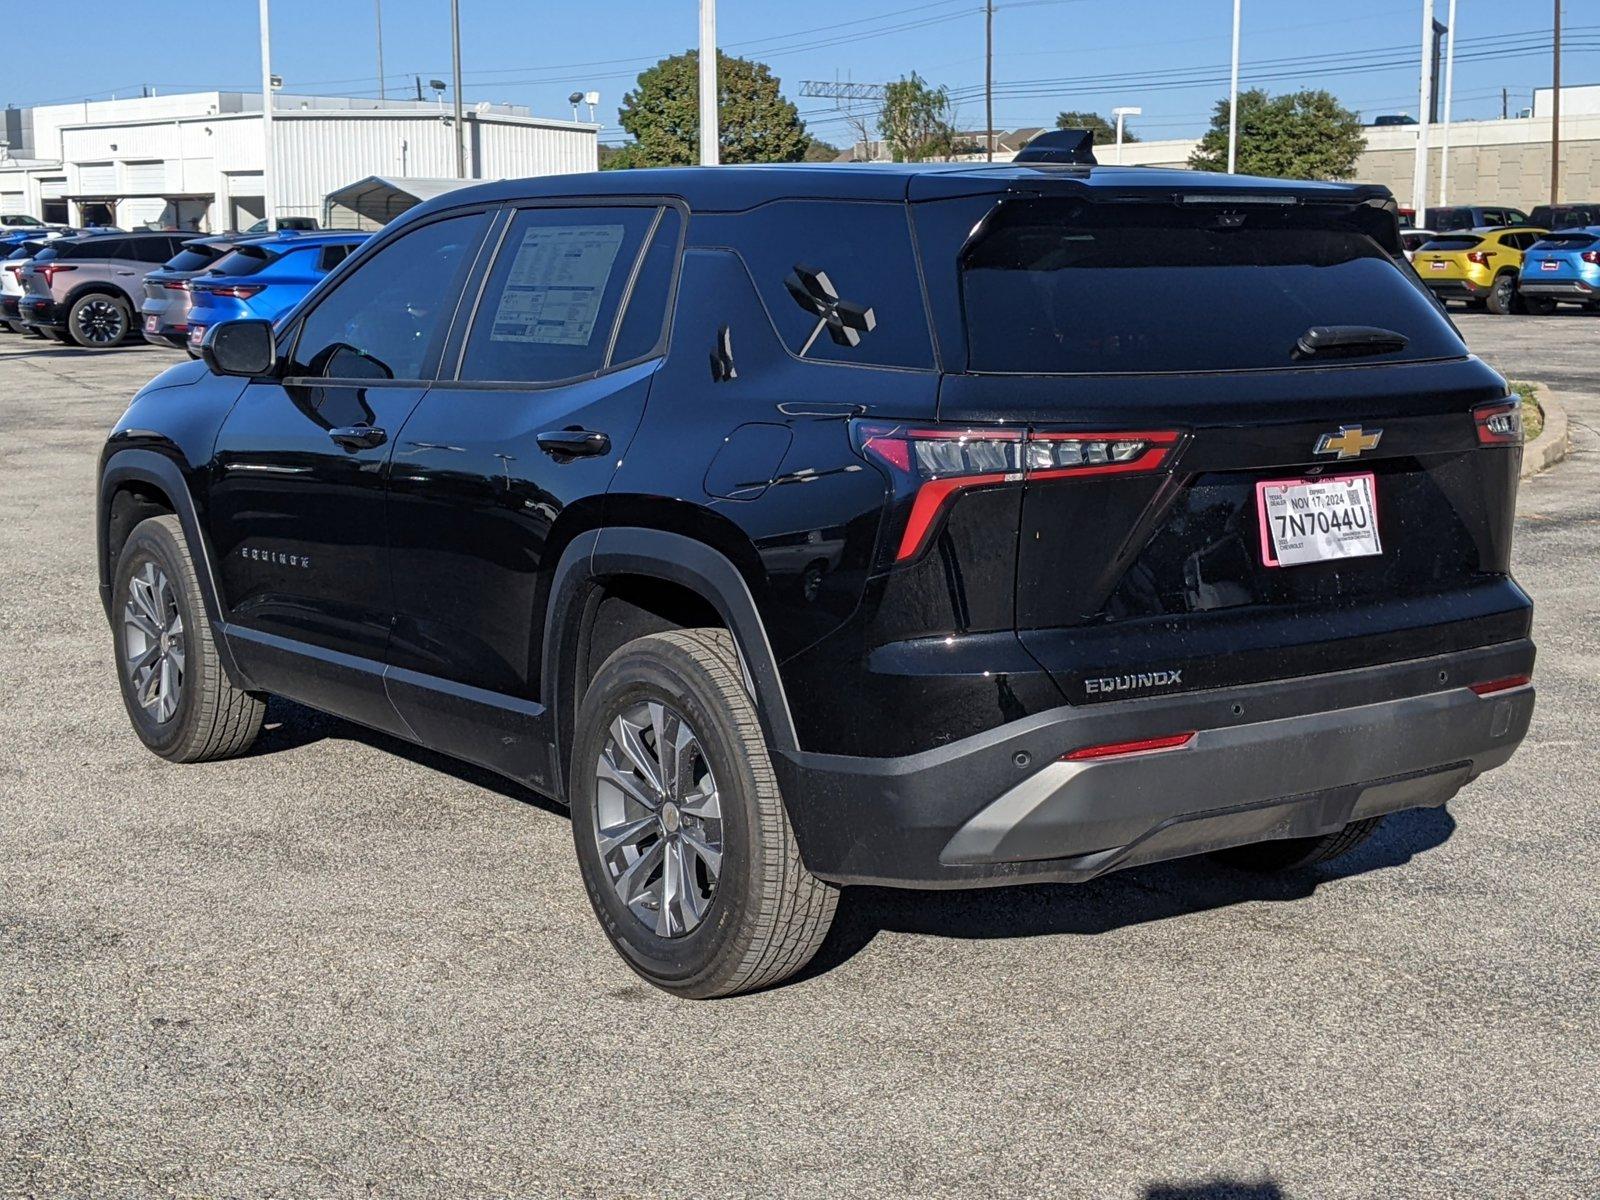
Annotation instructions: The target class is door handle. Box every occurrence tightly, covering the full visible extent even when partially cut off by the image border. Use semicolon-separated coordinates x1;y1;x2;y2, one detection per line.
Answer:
537;428;611;459
328;425;387;450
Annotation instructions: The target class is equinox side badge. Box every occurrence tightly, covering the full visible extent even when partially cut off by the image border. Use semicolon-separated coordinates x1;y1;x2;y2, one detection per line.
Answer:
784;263;876;353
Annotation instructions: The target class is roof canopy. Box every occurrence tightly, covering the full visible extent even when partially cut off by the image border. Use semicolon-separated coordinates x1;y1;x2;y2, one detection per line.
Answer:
324;176;471;229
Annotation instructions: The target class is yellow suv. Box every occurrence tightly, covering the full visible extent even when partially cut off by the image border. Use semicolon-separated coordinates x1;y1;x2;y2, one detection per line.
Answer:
1413;226;1547;314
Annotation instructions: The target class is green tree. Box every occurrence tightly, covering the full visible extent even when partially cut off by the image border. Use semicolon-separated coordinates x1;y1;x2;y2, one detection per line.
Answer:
616;50;809;167
879;72;955;162
1055;110;1138;144
803;136;842;162
1188;88;1366;179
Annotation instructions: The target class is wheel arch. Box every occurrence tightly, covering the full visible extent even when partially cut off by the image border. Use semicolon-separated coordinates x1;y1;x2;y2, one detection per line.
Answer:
61;280;136;313
542;526;798;802
98;448;249;689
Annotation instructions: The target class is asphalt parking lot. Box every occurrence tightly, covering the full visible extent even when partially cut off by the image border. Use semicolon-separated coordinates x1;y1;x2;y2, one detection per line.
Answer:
2;313;1596;1199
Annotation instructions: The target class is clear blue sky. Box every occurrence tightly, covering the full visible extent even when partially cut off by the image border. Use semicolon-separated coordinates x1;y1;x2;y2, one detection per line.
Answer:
5;1;1592;146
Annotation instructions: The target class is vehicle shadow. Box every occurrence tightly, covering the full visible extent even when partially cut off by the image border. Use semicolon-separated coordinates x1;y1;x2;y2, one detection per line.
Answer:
796;804;1457;982
1144;1182;1286;1200
251;694;567;818
249;695;1457;967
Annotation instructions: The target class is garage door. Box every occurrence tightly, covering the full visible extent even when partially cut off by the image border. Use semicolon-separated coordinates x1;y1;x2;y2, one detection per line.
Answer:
78;163;115;192
0;192;24;216
124;161;166;192
38;178;67;201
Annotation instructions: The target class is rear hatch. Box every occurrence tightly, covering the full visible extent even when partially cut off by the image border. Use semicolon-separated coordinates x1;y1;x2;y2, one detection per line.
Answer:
908;188;1528;702
1412;233;1482;280
1521;231;1599;282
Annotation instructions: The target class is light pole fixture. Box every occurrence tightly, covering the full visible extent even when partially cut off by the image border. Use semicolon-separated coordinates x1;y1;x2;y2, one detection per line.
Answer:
699;0;719;165
450;0;465;179
1111;106;1141;164
569;91;583;122
584;91;600;123
259;0;277;232
1227;0;1241;173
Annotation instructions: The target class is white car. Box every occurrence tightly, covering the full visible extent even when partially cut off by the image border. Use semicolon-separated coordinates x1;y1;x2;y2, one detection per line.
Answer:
0;214;51;232
1401;228;1437;263
1;237;59;333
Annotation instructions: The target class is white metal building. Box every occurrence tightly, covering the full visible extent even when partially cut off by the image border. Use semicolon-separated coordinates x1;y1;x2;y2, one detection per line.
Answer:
0;92;597;232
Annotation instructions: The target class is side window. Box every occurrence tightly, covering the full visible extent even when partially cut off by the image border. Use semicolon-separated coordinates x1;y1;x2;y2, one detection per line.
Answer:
129;238;172;264
1506;210;1529;226
700;201;935;370
318;243;355;272
609;208;682;364
288;210;490;381
457;205;660;383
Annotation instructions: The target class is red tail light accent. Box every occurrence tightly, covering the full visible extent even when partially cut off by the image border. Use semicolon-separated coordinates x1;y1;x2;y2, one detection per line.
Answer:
1465;250;1491;265
3;264;21;277
854;422;1181;562
1582;251;1600;265
1473;398;1524;446
163;280;189;291
39;263;76;286
1063;732;1196;762
1470;674;1530;696
203;284;266;300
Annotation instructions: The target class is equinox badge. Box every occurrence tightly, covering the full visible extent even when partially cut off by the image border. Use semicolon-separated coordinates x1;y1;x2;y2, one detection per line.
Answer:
1313;425;1383;460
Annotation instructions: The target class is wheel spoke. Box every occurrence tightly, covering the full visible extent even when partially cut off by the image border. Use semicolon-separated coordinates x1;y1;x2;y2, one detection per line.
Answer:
657;840;682;937
595;814;657;858
673;838;707;927
597;749;659;811
126;643;161;675
679;783;720;822
165;638;185;674
611;712;663;796
680;830;722;882
613;838;665;905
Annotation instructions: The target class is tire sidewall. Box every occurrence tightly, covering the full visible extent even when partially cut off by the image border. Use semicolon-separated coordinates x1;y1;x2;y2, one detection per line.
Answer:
570;641;761;994
112;518;206;757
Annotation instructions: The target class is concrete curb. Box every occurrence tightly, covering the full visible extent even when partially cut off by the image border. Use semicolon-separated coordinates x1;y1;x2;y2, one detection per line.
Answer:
1521;382;1571;479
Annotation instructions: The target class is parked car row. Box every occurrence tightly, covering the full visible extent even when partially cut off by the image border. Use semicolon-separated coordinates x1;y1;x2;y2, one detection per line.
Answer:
0;227;367;350
1412;224;1600;314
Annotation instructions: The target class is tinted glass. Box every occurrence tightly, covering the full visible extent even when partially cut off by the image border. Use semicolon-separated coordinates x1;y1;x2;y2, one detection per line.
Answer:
609;208;682;364
124;237;177;263
458;206;658;383
957;199;1464;374
31;246;59;264
1427;208;1475;232
700;201;934;370
1420;235;1482;251
166;243;228;272
208;246;279;277
290;210;489;381
317;243;356;272
1534;233;1597;249
1506;210;1529;225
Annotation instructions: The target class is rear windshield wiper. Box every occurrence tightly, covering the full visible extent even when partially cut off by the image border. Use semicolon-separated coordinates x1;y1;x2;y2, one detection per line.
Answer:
1293;325;1410;360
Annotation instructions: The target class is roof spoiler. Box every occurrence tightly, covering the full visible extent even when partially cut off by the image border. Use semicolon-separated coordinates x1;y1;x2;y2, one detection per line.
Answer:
1013;129;1098;166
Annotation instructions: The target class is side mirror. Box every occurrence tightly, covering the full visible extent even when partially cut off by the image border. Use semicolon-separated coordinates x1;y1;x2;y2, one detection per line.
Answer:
202;319;277;378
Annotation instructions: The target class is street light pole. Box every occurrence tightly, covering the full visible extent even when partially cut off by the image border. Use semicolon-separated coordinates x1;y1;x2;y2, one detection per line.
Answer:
1227;0;1241;173
1438;0;1456;204
1412;0;1434;221
699;0;719;165
1551;0;1562;204
258;0;276;231
1112;106;1141;165
375;0;386;101
451;0;466;178
985;0;994;163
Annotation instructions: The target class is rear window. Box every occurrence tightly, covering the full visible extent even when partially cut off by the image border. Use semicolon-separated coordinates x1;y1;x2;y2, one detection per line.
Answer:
165;243;228;272
1426;208;1476;232
207;246;280;277
1419;235;1482;251
951;199;1464;375
1533;232;1597;250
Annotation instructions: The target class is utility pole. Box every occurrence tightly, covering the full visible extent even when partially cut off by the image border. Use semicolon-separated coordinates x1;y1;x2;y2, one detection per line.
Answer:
1551;0;1562;204
1502;87;1508;120
699;0;719;164
985;0;994;162
1412;0;1434;221
1438;0;1457;205
451;0;465;178
375;0;386;101
1227;0;1241;173
259;0;276;232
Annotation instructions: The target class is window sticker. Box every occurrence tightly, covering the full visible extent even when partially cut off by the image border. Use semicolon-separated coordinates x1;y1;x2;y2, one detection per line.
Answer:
489;224;625;346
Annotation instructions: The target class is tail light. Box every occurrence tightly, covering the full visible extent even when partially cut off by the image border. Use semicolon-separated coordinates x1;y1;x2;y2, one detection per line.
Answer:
163;280;189;292
1063;732;1195;762
38;263;76;286
202;284;265;300
1473;398;1524;446
3;264;20;277
1465;250;1491;265
1581;251;1600;265
854;422;1182;562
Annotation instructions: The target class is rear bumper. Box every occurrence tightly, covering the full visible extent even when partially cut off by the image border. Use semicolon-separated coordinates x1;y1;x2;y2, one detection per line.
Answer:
19;297;60;328
1422;279;1486;300
0;295;19;319
1517;279;1597;298
775;640;1534;888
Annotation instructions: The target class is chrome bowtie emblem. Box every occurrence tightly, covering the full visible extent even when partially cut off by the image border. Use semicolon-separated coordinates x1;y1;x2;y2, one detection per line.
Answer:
1314;425;1383;459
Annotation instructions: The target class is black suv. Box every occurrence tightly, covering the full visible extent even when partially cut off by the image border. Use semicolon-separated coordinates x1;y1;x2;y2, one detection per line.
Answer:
97;157;1536;997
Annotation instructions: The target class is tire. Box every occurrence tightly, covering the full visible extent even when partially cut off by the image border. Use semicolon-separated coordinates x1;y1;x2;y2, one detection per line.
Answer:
67;292;132;348
1485;273;1517;315
1210;816;1384;873
112;514;265;763
570;628;838;998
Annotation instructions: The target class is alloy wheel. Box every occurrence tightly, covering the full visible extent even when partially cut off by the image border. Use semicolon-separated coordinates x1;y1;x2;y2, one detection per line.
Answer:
593;700;724;938
121;560;185;723
76;298;127;345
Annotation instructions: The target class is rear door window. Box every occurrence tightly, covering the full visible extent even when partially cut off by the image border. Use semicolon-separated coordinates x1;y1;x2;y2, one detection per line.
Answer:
317;243;357;272
209;246;281;277
457;205;661;383
948;198;1465;375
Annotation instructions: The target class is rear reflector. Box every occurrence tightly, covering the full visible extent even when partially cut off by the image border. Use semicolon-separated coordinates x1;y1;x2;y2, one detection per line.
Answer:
1063;732;1195;762
1470;674;1531;696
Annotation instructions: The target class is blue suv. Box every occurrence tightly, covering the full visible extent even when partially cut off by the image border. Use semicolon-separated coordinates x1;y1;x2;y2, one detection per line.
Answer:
185;231;368;349
1518;226;1600;312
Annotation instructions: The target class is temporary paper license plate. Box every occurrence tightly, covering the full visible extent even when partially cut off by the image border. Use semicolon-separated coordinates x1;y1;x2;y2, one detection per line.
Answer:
145;315;159;332
188;325;205;345
1256;473;1382;568
1541;260;1560;271
1429;260;1446;270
